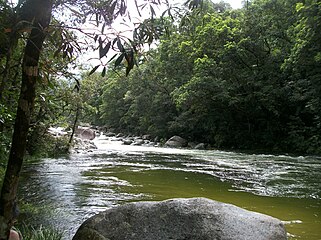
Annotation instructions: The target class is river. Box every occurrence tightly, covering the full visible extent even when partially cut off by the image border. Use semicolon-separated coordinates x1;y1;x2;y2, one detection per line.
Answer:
19;135;321;239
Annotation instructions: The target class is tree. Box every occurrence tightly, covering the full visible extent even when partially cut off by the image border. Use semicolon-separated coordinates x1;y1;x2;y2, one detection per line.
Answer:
0;1;54;238
282;0;321;153
93;0;321;154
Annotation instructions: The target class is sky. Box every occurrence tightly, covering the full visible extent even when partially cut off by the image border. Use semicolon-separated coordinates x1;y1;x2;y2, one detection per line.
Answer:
174;0;243;9
214;0;243;9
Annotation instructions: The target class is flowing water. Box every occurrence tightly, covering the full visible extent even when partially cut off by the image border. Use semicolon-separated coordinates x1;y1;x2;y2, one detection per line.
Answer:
19;136;321;239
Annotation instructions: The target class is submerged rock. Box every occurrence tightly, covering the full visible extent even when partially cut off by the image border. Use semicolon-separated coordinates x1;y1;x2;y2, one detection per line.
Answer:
72;198;287;240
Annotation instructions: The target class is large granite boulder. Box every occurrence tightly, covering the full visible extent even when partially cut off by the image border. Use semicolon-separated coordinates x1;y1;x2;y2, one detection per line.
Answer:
165;136;188;148
72;198;287;240
195;142;206;150
76;127;96;140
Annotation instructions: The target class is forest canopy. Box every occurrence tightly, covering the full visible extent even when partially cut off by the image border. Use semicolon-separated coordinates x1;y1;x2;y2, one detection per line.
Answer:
80;0;321;154
1;0;320;162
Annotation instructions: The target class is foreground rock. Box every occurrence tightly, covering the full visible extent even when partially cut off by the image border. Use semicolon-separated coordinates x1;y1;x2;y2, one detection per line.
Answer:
165;135;188;148
73;198;287;240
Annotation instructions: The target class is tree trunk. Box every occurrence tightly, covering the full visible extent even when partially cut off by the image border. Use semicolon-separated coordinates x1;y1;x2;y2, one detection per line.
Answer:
69;105;80;146
0;1;53;239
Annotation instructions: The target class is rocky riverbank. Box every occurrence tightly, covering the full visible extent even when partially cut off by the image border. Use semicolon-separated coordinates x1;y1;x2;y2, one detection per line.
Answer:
48;125;210;154
100;129;208;150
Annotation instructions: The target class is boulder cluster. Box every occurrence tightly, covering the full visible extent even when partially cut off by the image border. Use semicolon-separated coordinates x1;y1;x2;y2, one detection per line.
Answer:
48;125;210;152
102;130;208;150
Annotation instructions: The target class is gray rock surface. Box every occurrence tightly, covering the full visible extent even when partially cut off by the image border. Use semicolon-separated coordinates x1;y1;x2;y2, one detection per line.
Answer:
72;198;287;240
142;134;152;140
72;138;97;153
195;143;206;150
122;139;133;145
165;135;188;148
132;138;145;146
76;127;96;140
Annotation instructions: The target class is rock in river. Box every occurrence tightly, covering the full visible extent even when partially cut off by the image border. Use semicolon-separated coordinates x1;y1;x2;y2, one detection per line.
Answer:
72;197;287;240
75;127;96;140
165;135;188;148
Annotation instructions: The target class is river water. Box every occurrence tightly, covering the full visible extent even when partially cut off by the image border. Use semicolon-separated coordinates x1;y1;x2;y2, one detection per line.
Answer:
19;136;321;239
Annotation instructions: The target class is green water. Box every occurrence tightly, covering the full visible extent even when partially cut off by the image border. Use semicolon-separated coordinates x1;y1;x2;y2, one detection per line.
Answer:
20;138;321;239
108;168;321;240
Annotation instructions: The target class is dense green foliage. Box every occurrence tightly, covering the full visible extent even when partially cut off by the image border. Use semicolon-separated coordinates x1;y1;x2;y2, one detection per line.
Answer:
0;0;320;164
81;0;321;154
26;79;80;157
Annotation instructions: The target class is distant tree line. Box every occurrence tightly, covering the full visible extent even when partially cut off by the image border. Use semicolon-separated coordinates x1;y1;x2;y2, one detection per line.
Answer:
82;0;321;154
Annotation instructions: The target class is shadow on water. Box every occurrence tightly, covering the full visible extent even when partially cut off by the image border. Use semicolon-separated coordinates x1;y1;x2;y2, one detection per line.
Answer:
19;137;321;239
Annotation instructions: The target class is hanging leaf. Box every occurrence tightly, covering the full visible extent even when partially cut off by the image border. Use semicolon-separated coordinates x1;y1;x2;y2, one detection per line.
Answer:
168;9;174;21
117;38;124;52
62;50;68;59
128;39;138;53
126;67;131;76
99;41;111;59
141;3;147;10
75;79;80;88
102;66;106;77
54;46;62;57
101;23;106;34
120;0;126;15
48;80;55;90
108;53;118;63
112;37;118;45
125;50;135;76
67;46;73;55
124;50;132;66
150;5;156;18
95;13;99;26
74;84;80;92
89;65;100;75
98;46;103;58
110;1;117;17
94;35;98;42
133;28;139;42
135;0;142;17
115;53;124;67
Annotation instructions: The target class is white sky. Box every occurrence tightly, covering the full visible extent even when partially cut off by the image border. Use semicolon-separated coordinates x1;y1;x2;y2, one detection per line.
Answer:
213;0;243;9
174;0;243;9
